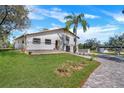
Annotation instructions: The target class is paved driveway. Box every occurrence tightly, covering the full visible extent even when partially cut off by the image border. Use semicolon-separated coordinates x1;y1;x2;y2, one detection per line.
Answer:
82;57;124;88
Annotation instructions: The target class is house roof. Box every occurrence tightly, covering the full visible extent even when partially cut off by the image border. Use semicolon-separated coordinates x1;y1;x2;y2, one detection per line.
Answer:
15;28;79;40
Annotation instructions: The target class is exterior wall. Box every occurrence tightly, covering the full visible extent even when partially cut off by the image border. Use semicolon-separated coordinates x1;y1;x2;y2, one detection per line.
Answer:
15;29;78;53
26;33;60;51
14;37;25;49
63;32;75;53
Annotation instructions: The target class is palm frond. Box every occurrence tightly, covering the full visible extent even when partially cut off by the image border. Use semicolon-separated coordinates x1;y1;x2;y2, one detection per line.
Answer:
78;13;84;22
64;13;89;34
81;19;89;32
78;13;84;18
65;20;73;31
64;15;73;20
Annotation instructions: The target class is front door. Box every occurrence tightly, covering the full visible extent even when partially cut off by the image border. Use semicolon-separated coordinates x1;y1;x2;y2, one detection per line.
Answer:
66;46;70;52
55;40;58;50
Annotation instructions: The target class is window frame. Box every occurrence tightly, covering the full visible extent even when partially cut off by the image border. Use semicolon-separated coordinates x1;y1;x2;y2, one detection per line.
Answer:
66;36;70;44
22;40;24;44
45;39;51;45
33;38;41;44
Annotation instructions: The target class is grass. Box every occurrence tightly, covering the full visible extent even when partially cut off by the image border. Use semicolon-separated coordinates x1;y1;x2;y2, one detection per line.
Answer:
0;50;100;88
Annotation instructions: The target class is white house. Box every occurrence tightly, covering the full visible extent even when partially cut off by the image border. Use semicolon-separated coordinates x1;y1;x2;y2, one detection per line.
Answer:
14;28;79;54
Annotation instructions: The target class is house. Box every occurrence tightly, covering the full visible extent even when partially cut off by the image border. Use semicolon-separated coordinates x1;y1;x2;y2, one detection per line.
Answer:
14;28;79;54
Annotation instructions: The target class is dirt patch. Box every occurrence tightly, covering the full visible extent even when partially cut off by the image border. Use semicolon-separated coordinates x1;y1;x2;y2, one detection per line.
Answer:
70;63;84;71
55;62;85;77
55;69;71;77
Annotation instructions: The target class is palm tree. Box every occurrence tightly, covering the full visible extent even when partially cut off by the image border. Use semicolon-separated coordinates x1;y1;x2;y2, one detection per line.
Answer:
64;13;89;53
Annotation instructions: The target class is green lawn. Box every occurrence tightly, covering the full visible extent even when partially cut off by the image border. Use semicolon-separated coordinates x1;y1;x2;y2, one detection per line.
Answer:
0;50;100;88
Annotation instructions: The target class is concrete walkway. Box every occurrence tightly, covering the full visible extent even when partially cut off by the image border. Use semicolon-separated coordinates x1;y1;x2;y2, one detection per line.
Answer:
82;57;124;88
69;53;124;87
98;54;124;62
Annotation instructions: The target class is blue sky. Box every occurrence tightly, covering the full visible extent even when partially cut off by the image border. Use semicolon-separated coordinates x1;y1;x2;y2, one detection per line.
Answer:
12;5;124;43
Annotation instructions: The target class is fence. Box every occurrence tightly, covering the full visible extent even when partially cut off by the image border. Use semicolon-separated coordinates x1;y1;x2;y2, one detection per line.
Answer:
78;49;90;55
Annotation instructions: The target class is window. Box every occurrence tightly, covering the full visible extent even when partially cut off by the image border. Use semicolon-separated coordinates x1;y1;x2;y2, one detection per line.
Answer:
66;36;69;41
66;36;70;44
45;39;51;45
22;40;24;44
33;38;41;44
74;38;76;42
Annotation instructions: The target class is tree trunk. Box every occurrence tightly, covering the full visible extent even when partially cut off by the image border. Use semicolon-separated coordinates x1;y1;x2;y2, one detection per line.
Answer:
73;24;78;53
2;33;8;48
74;36;77;53
74;30;77;53
0;6;8;26
119;46;122;55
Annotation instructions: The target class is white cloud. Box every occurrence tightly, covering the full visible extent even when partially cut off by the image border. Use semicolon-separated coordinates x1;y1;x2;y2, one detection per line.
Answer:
101;10;124;23
29;6;69;22
51;7;62;12
27;6;100;22
27;5;44;20
23;26;43;34
28;12;44;20
85;14;100;19
50;23;61;29
74;24;119;43
87;24;118;33
26;23;62;34
113;14;124;23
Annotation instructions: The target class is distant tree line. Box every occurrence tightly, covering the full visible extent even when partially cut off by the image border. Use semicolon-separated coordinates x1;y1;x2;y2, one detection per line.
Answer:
107;33;124;47
104;33;124;54
78;38;101;50
78;33;124;54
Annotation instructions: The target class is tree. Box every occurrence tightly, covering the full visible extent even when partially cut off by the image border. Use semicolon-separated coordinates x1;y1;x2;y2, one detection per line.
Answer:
107;34;124;55
80;38;101;50
0;5;30;48
108;35;124;47
103;42;109;47
78;43;84;49
64;13;89;53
